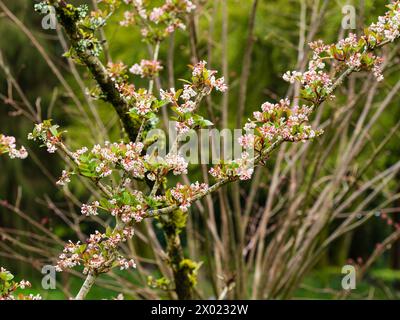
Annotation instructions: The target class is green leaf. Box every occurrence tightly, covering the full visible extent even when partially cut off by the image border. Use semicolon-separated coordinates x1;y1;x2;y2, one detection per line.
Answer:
49;125;59;137
0;271;14;281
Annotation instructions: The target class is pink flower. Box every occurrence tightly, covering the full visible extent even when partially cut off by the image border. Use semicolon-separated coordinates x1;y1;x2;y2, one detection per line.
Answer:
19;280;31;289
56;170;71;186
211;76;228;92
81;201;100;216
346;53;362;68
120;11;135;27
235;152;254;181
181;84;197;100
259;124;278;141
160;88;177;103
192;60;207;77
261;102;276;113
72;146;88;160
118;258;137;270
283;71;302;83
175;121;190;135
165;153;188;175
238;133;255;149
130;60;163;78
149;7;164;23
177;100;196;113
0;134;28;159
129;64;142;75
170;182;208;211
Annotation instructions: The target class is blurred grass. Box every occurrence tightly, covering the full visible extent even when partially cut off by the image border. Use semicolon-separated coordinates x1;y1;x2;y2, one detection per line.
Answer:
295;267;400;300
13;266;400;300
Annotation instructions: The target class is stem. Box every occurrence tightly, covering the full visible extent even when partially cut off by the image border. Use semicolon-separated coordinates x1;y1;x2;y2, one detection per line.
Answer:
164;217;194;300
135;42;161;142
150;179;160;197
146;139;283;218
75;272;97;300
148;42;160;94
58;142;113;198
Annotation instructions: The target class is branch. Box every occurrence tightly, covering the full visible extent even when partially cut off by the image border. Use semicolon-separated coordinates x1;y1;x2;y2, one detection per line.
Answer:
75;272;97;300
57;142;113;198
145;52;384;218
48;0;137;141
146;138;284;218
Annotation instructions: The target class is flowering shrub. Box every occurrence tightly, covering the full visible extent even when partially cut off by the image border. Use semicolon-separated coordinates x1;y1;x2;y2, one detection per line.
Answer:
2;0;399;300
26;61;228;292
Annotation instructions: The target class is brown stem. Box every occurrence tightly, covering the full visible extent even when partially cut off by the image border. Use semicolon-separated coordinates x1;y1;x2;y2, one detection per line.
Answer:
163;211;197;300
167;230;192;299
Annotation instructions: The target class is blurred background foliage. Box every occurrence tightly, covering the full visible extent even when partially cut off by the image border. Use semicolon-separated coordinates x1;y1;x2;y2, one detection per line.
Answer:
1;0;400;299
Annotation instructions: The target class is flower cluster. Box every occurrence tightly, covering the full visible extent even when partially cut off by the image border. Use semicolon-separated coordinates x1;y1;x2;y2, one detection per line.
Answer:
120;0;196;42
283;66;334;101
114;204;146;223
308;34;384;85
144;153;188;181
106;62;162;117
165;153;188;175
0;267;41;300
160;61;227;135
56;170;72;186
105;62;157;112
81;201;100;216
0;134;28;159
209;152;255;181
160;61;227;108
190;61;228;94
368;1;400;43
283;2;400;98
117;257;137;270
100;189;165;223
73;141;146;180
251;99;319;143
107;191;147;223
55;227;136;274
107;62;128;81
130;59;163;78
28;120;62;153
129;89;159;116
169;182;208;212
208;98;320;182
